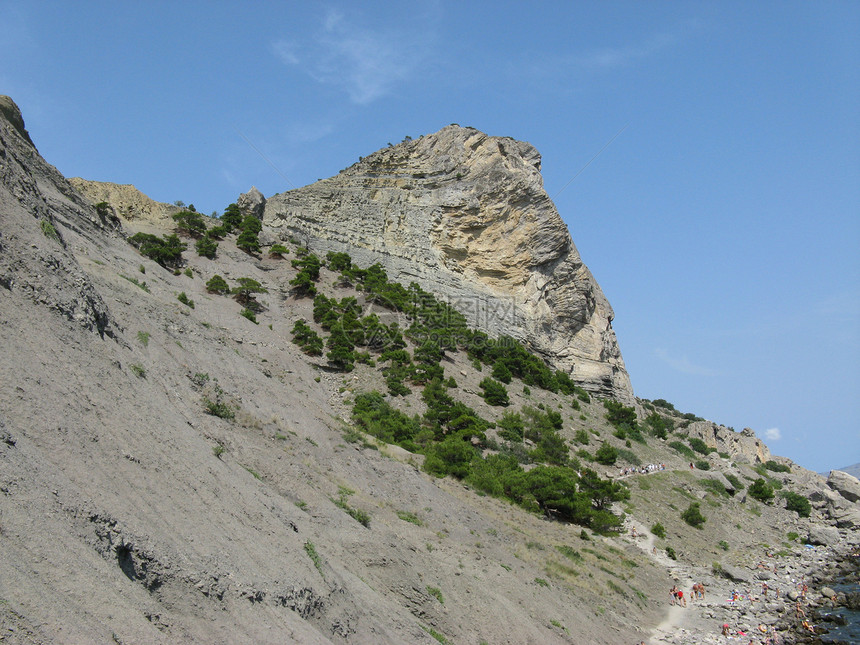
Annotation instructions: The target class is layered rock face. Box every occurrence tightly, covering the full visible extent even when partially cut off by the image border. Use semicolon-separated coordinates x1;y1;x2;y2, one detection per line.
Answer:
265;126;633;400
69;177;180;225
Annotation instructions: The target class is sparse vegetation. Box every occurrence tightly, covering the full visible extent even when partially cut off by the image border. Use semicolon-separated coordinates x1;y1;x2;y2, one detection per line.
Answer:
40;219;59;241
748;478;775;503
177;291;194;308
304;541;323;576
651;522;666;539
129;363;146;378
128;232;186;268
397;510;422;525
764;460;791;473
782;490;811;517
120;274;150;292
205;274;229;294
681;502;706;528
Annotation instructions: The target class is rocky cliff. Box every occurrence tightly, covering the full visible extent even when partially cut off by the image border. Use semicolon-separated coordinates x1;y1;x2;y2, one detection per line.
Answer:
264;126;633;401
69;177;180;225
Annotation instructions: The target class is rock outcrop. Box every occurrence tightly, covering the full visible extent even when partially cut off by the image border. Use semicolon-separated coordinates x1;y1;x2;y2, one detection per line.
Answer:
264;126;633;400
0;96;117;338
685;421;772;464
69;178;180;225
237;185;266;220
828;470;860;504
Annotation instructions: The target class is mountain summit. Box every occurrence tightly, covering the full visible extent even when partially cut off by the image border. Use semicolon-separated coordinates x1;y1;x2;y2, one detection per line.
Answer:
265;126;633;401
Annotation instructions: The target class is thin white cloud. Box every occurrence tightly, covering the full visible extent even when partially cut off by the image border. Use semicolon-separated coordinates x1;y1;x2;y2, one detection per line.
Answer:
272;40;299;66
764;427;782;441
573;31;678;71
272;8;429;105
654;347;717;376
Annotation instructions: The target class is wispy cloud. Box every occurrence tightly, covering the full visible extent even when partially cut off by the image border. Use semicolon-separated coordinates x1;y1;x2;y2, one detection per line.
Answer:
654;347;718;376
272;8;430;105
573;31;679;71
764;427;782;441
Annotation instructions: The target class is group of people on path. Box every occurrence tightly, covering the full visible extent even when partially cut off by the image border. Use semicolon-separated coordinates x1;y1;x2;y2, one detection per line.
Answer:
618;463;665;477
669;582;705;607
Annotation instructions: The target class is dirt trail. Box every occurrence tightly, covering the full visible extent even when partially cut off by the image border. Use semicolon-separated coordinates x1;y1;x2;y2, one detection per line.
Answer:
620;517;704;644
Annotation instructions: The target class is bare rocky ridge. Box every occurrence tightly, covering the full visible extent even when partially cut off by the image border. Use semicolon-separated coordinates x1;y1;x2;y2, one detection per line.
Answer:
69;177;180;226
264;126;633;402
1;96;857;644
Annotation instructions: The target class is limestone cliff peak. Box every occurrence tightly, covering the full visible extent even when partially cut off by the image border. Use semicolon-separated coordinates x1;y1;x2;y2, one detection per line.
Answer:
265;125;633;400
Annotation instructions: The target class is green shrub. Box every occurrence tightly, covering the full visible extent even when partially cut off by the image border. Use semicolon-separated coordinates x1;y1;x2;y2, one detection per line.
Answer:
718;540;729;551
665;546;676;560
668;441;695;458
594;443;618;466
651;522;666;539
231;277;267;306
212;444;225;458
332;487;370;527
207;224;228;239
326;251;352;271
172;210;207;237
479;377;509;406
748;478;775;503
268;243;289;258
236;215;262;254
136;331;150;347
195;235;218;258
724;473;744;491
497;411;524;442
326;326;356;372
652;398;676;411
603;400;637;429
694;459;710;470
128;232;186;268
119;274;151;293
352;391;422;451
426;586;444;603
574;429;590;445
129;363;146;378
764;460;791;473
681;502;706;528
304;540;323;576
177;292;194;308
700;478;729;497
240;308;258;324
491;360;513;384
688;437;711;455
782;491;811;517
617;448;641;466
40;219;60;241
291;320;323;356
397;510;422;525
786;531;800;542
221;203;242;231
205;274;229;294
645;413;672;439
203;395;234;419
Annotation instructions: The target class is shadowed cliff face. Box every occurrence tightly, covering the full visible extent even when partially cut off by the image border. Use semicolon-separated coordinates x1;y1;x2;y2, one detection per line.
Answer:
264;126;633;401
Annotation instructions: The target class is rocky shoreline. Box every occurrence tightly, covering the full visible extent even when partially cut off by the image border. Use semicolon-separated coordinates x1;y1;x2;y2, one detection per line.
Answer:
645;529;860;645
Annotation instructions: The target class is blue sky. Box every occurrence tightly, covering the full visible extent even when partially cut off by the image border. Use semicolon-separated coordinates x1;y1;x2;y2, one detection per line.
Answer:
2;1;858;473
